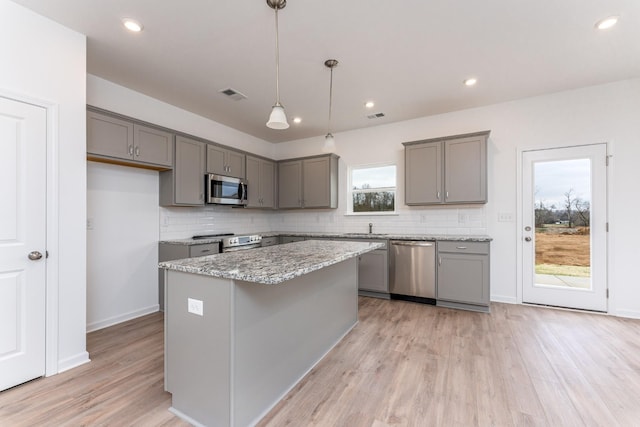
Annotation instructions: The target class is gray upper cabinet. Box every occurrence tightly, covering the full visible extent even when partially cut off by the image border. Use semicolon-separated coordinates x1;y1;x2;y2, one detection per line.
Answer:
246;155;276;209
160;136;206;206
404;131;489;205
405;142;442;204
87;110;173;168
206;144;245;179
277;160;303;208
277;154;339;209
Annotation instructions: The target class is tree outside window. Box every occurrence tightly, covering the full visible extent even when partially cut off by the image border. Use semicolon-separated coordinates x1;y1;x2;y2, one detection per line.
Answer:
350;165;396;213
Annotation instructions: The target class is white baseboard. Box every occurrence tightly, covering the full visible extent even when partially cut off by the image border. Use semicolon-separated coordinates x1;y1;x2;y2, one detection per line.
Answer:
611;308;640;320
86;304;160;333
490;295;517;304
57;351;90;374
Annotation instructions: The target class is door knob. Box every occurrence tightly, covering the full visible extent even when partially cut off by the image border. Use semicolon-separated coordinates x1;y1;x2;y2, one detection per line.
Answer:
28;251;43;260
524;237;532;242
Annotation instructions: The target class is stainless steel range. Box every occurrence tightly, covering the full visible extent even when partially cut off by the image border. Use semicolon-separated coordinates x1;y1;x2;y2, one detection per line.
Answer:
221;234;262;252
192;233;263;252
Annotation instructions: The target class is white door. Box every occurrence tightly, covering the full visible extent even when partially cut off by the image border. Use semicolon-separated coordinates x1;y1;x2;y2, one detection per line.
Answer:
0;96;47;391
522;144;607;312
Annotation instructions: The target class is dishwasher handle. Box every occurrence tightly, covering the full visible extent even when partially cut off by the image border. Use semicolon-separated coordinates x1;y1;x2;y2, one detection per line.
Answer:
390;240;434;247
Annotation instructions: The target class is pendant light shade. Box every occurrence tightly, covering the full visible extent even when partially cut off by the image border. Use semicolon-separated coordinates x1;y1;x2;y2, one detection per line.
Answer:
323;133;336;153
266;0;289;130
323;59;338;152
267;104;289;129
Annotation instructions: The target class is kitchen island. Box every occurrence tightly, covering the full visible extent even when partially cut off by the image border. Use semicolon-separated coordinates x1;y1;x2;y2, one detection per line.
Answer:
159;239;383;427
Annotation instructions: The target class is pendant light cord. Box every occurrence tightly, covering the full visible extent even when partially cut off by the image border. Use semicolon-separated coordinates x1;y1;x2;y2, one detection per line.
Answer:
327;66;333;134
274;7;281;105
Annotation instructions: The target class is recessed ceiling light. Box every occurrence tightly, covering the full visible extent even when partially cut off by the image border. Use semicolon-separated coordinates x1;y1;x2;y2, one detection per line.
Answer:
364;101;375;109
464;78;477;86
595;16;619;30
293;117;302;124
122;18;143;33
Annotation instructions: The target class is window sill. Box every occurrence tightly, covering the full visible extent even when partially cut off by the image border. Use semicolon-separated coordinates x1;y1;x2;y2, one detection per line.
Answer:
344;212;399;217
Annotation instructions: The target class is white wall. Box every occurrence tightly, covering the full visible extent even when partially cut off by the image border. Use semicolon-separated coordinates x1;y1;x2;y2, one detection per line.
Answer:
274;78;640;318
1;0;88;371
86;162;160;331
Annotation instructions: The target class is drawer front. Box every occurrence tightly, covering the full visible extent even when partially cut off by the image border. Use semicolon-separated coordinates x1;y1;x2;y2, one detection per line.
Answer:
189;243;219;257
437;241;489;254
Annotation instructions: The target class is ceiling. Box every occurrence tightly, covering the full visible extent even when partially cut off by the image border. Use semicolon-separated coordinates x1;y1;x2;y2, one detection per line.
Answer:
12;0;640;143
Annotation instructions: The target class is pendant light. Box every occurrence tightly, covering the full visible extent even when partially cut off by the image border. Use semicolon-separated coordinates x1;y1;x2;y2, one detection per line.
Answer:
323;59;338;152
266;0;289;130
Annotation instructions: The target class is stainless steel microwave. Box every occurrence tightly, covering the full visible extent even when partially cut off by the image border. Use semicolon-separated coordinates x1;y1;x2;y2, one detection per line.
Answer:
206;174;247;206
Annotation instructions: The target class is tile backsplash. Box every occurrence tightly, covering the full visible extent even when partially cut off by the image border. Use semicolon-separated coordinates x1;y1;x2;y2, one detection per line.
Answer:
160;205;487;240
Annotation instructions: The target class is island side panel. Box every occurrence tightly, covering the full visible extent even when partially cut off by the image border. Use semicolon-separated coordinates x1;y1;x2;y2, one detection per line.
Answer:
233;258;359;427
166;270;232;427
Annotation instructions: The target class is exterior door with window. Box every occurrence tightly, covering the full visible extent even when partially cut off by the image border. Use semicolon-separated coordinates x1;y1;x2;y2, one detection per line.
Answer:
0;96;47;391
522;144;607;312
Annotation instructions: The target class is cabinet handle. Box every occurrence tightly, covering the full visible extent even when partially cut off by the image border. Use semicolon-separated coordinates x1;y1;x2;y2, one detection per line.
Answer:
200;249;210;253
128;145;134;156
438;256;442;266
200;193;204;201
456;246;468;250
135;146;140;157
446;191;449;199
437;191;440;200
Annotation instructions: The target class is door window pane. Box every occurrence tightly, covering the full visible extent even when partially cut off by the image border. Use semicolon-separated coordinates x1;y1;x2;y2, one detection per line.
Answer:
534;159;591;289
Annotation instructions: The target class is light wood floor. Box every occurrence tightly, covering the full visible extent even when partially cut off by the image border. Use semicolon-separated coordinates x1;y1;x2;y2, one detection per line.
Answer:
1;298;639;426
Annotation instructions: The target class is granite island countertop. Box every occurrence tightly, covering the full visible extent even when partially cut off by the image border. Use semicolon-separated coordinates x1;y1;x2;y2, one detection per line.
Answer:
159;240;383;285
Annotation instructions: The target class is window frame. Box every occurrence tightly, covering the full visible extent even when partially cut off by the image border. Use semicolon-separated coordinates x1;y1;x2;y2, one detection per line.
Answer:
347;162;397;216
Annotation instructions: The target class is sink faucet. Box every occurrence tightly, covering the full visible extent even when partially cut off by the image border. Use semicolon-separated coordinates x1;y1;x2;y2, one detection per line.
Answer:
369;223;373;234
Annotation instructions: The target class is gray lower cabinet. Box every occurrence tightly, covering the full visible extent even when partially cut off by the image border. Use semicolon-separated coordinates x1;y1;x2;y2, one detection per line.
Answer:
207;144;245;179
261;236;279;247
246;156;276;208
87;110;174;168
357;243;388;294
404;131;489;205
437;241;490;312
280;236;305;244
159;136;206;206
158;242;220;310
278;154;339;209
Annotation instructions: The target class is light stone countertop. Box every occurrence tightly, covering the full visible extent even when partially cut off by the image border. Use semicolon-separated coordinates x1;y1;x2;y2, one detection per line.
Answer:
160;232;491;246
159;240;384;285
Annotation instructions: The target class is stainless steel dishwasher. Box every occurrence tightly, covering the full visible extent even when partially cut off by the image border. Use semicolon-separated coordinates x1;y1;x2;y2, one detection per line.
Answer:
389;241;436;304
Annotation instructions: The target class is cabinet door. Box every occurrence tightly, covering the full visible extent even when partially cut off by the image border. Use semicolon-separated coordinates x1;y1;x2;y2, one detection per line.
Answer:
206;145;226;175
245;156;261;208
225;150;245;179
302;157;330;208
405;142;442;205
259;159;276;208
174;136;205;205
278;160;302;208
358;250;388;293
87;111;133;160
437;253;489;306
133;124;173;167
444;135;487;203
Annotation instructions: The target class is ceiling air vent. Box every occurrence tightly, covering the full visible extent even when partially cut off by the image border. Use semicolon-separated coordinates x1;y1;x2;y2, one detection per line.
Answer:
367;112;385;119
219;87;248;101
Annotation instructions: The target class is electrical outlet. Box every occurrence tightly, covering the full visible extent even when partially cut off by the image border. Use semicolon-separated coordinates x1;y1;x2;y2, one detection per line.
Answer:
420;214;427;223
458;213;468;224
187;298;204;316
86;218;94;230
498;212;514;222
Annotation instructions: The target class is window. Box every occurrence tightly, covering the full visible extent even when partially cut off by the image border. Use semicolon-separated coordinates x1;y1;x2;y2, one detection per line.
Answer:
349;164;396;214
